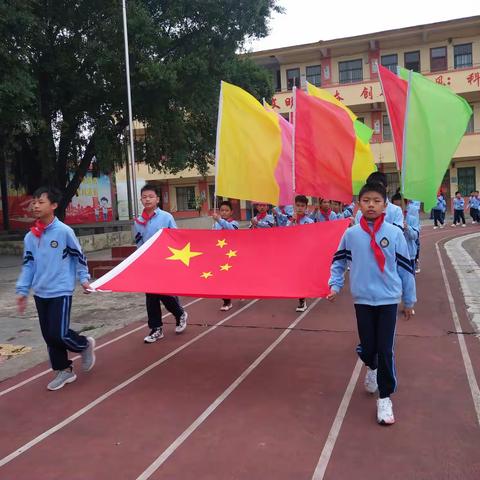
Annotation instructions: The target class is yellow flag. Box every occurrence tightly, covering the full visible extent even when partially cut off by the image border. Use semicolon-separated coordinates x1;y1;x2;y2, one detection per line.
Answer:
215;81;282;203
307;82;376;194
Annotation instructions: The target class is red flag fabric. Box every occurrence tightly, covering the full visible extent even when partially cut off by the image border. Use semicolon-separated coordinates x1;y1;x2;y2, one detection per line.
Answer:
90;221;349;298
377;65;408;170
294;88;356;204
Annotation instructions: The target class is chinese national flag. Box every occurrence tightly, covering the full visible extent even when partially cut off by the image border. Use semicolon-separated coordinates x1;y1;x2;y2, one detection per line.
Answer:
90;221;349;299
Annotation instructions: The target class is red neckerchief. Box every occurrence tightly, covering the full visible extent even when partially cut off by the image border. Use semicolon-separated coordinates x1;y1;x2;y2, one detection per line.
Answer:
280;207;286;215
256;212;267;221
360;214;386;272
293;213;305;224
135;209;155;226
321;209;332;221
30;220;47;238
226;218;235;223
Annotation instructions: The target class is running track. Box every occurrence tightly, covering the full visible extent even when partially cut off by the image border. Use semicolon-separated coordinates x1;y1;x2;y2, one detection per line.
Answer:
1;226;479;479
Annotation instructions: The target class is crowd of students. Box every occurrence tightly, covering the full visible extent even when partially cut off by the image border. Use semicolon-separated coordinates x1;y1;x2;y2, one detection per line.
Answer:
14;171;431;426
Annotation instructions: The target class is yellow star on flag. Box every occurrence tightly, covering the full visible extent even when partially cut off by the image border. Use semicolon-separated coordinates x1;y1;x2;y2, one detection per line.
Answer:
216;239;227;248
226;249;237;258
166;242;203;267
220;263;232;271
200;271;213;279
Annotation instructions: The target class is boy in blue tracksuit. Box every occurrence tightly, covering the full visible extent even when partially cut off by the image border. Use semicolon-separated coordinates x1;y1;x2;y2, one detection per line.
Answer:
328;181;416;425
310;198;337;222
272;205;294;226
452;191;466;227
250;203;274;228
286;195;314;312
212;200;239;311
354;172;404;230
432;193;446;229
15;187;95;391
134;184;188;343
468;190;479;224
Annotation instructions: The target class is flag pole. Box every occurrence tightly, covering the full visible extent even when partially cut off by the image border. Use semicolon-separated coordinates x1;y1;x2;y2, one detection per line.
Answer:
292;86;297;194
213;81;224;218
400;68;413;196
122;0;138;218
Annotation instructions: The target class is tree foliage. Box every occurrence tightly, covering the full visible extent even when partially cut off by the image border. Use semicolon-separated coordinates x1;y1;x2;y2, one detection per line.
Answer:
0;0;279;217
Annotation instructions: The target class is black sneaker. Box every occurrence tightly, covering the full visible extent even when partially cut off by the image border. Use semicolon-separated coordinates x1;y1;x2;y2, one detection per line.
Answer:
296;300;307;312
144;327;164;343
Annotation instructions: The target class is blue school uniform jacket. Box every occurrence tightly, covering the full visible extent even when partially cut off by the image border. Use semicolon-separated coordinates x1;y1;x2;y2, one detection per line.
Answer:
310;210;337;222
16;218;90;298
134;208;177;246
434;195;447;212
213;218;239;230
329;221;416;308
453;198;465;210
250;214;275;228
404;212;420;260
273;205;294;226
286;215;314;226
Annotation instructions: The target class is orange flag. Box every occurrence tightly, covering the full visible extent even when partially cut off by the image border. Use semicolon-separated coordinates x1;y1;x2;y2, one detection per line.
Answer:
90;222;349;299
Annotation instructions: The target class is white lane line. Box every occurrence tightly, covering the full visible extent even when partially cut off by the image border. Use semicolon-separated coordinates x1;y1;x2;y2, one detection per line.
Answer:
0;299;258;468
0;298;203;397
135;298;321;480
436;242;480;427
311;359;362;480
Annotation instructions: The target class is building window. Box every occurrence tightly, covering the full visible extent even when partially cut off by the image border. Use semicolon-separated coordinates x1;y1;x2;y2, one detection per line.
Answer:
430;47;447;72
208;184;216;209
286;68;300;90
381;54;398;73
176;186;196;211
274;70;281;92
306;65;321;86
382;115;392;141
466;106;474;133
457;167;476;196
339;59;363;84
385;172;400;199
454;43;472;69
404;51;420;72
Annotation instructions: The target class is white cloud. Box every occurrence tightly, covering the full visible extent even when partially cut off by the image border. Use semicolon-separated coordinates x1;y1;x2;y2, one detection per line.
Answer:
249;0;479;51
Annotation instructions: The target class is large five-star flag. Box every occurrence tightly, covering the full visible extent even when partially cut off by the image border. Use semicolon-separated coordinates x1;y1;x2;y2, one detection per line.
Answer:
90;221;349;298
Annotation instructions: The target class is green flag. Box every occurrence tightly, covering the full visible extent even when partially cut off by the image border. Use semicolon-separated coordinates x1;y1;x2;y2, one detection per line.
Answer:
400;67;472;210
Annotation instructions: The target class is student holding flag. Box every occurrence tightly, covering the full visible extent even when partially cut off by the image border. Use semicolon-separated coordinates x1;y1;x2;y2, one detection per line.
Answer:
250;203;275;228
16;187;95;391
328;181;416;425
286;195;314;312
135;184;188;343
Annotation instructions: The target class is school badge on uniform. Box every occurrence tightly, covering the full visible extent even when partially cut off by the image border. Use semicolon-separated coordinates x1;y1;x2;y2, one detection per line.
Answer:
50;240;58;248
379;237;389;248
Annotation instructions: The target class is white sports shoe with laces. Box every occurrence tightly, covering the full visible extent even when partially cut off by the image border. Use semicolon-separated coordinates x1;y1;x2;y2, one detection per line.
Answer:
377;397;395;425
364;367;378;394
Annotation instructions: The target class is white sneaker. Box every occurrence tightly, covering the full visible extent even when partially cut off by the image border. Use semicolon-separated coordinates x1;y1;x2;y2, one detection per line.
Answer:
296;300;307;312
377;397;395;425
81;337;96;372
440;224;445;229
433;226;438;230
364;368;378;394
175;311;188;333
144;327;164;343
473;221;477;224
462;224;466;227
451;224;456;227
47;368;77;391
415;267;421;274
220;303;233;312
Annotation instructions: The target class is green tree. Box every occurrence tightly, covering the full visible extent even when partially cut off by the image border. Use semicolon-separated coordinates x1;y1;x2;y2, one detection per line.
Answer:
0;0;279;219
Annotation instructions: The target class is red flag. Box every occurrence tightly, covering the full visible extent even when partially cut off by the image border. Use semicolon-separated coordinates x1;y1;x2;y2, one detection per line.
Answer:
90;221;349;299
294;88;356;204
377;65;408;170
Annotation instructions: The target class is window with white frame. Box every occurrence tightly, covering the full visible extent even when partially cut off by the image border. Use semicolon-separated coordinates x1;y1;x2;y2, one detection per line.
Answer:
176;186;196;211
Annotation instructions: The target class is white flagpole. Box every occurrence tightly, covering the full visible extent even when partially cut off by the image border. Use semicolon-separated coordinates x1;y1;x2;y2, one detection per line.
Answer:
292;86;297;194
213;81;224;217
122;0;138;218
400;68;413;196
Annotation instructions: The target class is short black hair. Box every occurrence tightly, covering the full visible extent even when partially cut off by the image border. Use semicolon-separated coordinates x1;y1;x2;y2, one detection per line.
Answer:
100;197;108;202
391;192;402;203
455;191;460;195
32;186;62;204
295;195;308;205
141;184;159;196
358;181;387;202
366;171;388;188
219;200;233;210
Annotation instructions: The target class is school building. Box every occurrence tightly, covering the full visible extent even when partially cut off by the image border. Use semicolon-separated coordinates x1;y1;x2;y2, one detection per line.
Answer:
116;15;480;220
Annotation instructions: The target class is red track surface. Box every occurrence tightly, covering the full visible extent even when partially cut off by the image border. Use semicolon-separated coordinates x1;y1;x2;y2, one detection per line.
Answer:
1;226;479;479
